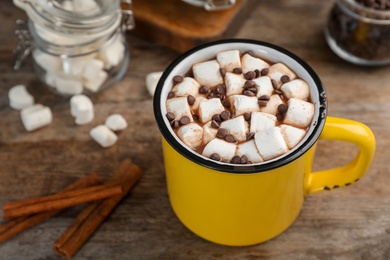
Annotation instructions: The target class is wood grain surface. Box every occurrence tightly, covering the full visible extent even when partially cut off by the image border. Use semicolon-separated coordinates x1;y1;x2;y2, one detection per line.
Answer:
1;0;390;259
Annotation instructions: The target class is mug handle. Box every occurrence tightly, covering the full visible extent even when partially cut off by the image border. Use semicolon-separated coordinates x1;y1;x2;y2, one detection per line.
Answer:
306;116;376;194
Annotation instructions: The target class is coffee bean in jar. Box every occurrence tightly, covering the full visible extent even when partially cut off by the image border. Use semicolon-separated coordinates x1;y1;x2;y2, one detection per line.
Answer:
325;0;390;66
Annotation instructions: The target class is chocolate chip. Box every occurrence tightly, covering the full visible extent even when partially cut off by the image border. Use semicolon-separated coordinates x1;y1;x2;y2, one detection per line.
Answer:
212;114;222;122
171;120;180;129
271;79;278;89
167;91;175;99
261;68;269;76
281;75;290;83
230;155;241;164
254;69;260;78
166;112;175;121
246;132;255;140
233;68;243;74
274;89;283;95
222;100;231;108
278;104;288;114
207;92;218;99
173;75;183;84
179;116;191;126
258;100;268;107
192;114;199;121
225;134;237;143
243;112;251;121
324;186;331;191
243;90;255;97
216;84;226;95
244;71;256;80
211;120;220;128
216;128;228;139
210;153;221;161
219;68;227;77
220;110;231;121
258;95;270;101
240;155;248;164
199;85;209;94
276;113;284;122
187;95;195;105
248;87;257;93
244;80;255;89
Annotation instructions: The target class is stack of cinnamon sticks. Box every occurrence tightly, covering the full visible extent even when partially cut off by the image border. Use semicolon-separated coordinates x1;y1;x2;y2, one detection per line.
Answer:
0;160;142;258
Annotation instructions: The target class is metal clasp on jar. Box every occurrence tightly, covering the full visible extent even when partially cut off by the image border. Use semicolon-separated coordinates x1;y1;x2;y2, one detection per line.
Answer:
121;0;135;31
13;19;32;71
183;0;236;11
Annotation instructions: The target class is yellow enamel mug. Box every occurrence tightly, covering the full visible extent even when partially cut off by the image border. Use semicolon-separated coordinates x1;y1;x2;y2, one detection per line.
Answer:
153;39;376;246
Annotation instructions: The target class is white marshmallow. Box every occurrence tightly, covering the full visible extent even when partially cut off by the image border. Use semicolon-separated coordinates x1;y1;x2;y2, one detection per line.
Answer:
198;98;225;123
192;96;207;111
193;60;223;88
21;104;52;132
236;140;263;163
230;95;260;117
83;59;105;81
13;0;27;10
45;73;57;88
281;79;310;101
55;77;83;95
63;56;92;77
172;77;200;97
8;85;34;110
145;71;163;97
241;53;269;74
279;124;307;149
105;114;128;131
250;112;277;133
254;127;288;160
202;138;237;162
33;49;62;73
70;94;94;125
216;50;241;72
166;97;193;122
268;63;297;88
203;121;218;145
224;72;246;96
84;71;108;92
283;98;315;128
177;123;203;149
220;115;248;142
252;76;274;98
98;37;125;69
73;0;100;12
261;94;284;115
90;125;118;148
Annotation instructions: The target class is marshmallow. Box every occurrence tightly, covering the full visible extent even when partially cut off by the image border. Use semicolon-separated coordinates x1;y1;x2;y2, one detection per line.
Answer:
33;49;62;73
73;0;100;12
261;94;284;115
83;59;105;81
250;112;277;133
283;98;315;128
98;37;125;69
177;123;203;149
63;56;92;77
279;124;306;149
8;85;34;110
13;0;27;10
172;77;200;97
224;72;246;96
254;127;288;160
21;104;52;132
90;125;118;148
216;50;241;72
105;114;128;131
202;138;237;162
252;76;274;98
236;140;263;163
84;71;108;92
166;97;194;122
220;115;248;142
145;71;163;97
45;73;57;88
203;121;218;145
70;94;94;125
198;98;225;123
56;76;83;95
268;63;297;88
192;96;208;111
281;79;310;101
241;53;269;74
230;95;260;117
193;60;223;88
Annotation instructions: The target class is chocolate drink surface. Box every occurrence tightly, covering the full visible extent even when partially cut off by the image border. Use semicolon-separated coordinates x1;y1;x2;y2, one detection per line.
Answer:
165;50;315;164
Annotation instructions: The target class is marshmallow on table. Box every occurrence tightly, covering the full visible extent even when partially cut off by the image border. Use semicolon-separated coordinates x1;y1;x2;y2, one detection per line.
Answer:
268;63;297;88
279;124;307;149
220;115;248;142
98;36;125;70
172;77;200;97
216;50;241;72
166;97;194;122
202;138;237;162
283;98;315;128
224;72;246;96
84;71;108;92
21;104;52;132
177;123;203;149
105;114;128;131
236;140;263;163
56;76;83;95
253;76;274;98
8;85;34;110
230;95;260;117
281;79;310;101
254;127;288;160
192;96;207;111
192;60;223;88
203;121;218;145
73;0;100;12
261;94;284;115
145;71;163;97
90;125;118;148
250;112;277;133
198;98;225;123
70;94;94;125
241;53;270;74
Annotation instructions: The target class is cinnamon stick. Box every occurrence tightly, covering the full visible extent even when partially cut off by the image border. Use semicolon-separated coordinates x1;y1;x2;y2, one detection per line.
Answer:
53;160;142;258
0;173;102;244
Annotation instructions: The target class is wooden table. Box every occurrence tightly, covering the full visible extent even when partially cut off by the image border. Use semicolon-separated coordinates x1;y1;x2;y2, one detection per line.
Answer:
1;1;390;259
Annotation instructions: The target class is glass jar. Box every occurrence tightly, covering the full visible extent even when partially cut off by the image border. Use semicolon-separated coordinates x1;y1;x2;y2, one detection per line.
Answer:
13;0;134;96
182;0;236;11
325;0;390;66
